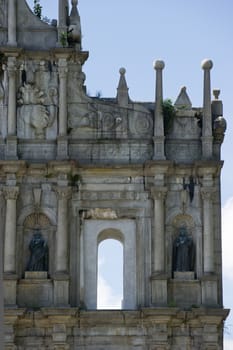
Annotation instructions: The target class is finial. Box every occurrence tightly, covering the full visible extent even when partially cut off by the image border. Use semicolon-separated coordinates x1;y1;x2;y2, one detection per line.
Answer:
213;89;220;100
153;60;165;70
119;67;126;75
117;67;129;106
201;59;213;70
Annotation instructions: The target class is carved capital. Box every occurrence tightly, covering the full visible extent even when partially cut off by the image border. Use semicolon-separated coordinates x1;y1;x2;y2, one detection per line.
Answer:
3;186;19;200
56;186;72;200
151;186;167;201
58;58;68;78
7;57;17;77
201;187;215;201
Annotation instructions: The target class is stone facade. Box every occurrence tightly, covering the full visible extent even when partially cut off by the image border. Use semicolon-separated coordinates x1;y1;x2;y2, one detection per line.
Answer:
0;0;229;349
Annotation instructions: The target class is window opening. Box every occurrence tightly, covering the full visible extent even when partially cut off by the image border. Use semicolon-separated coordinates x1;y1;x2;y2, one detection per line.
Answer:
97;239;123;309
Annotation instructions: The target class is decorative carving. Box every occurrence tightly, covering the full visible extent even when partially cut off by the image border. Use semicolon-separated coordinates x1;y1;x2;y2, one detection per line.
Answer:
0;0;7;27
56;187;72;200
172;214;194;229
201;188;215;201
24;213;51;229
3;186;19;200
84;208;118;220
151;187;167;201
17;83;56;139
129;111;153;137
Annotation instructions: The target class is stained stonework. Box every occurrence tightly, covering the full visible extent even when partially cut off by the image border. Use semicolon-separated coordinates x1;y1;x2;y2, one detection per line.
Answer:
0;0;229;349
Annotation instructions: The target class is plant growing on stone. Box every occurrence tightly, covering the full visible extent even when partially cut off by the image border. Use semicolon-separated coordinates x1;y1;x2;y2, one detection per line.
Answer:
33;0;42;19
162;98;176;134
60;31;68;47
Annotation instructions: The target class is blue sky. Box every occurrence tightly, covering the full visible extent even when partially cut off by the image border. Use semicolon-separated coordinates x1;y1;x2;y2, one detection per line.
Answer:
27;1;233;347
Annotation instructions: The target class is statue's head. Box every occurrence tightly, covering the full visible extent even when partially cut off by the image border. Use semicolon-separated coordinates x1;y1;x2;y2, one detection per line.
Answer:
179;226;187;237
32;230;43;243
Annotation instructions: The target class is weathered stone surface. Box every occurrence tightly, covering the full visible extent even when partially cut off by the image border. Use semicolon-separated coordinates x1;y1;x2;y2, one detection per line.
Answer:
0;0;228;349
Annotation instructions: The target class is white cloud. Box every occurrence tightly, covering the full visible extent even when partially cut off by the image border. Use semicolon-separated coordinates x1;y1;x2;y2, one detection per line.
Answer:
97;275;122;309
224;338;233;350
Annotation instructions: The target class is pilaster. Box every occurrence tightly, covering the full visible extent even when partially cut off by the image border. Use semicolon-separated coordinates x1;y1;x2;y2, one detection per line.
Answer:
3;186;19;306
150;186;167;306
54;186;71;306
7;0;17;46
58;58;68;137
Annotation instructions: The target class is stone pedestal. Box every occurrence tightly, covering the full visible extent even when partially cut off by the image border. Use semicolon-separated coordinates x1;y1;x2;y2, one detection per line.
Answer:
18;274;53;308
6;136;18;160
174;271;195;280
151;274;167;306
54;274;69;306
24;271;48;279
3;275;17;306
201;275;218;306
57;136;68;160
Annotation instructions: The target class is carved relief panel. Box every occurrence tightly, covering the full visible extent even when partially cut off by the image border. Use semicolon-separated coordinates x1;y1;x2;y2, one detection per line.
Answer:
17;59;58;139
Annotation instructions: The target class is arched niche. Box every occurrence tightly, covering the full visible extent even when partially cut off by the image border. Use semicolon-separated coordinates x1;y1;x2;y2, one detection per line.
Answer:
171;214;196;278
17;212;55;278
82;219;136;310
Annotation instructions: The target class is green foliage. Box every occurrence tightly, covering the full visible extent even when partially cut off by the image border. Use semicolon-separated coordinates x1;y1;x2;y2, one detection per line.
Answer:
168;300;177;307
68;173;82;187
162;98;176;134
60;31;68;47
33;0;42;19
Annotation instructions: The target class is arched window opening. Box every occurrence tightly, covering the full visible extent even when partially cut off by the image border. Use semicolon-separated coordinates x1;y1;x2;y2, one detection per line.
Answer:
97;239;123;309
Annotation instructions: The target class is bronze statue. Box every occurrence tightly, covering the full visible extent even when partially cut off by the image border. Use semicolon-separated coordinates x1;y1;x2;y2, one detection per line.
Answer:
27;230;48;271
173;226;194;272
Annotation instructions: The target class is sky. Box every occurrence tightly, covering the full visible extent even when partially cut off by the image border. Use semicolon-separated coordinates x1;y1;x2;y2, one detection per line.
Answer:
27;1;233;348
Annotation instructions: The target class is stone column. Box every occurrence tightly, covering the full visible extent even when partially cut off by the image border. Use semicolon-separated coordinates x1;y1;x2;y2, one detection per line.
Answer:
55;187;71;273
54;187;71;306
57;58;69;159
6;56;18;159
151;186;167;306
3;187;19;273
153;60;165;160
201;188;214;274
201;187;218;305
7;0;17;46
151;187;167;273
58;58;68;137
201;59;213;159
3;186;19;307
7;56;17;136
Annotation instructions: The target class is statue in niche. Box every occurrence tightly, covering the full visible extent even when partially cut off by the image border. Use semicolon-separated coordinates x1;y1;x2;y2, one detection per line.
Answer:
26;230;48;271
172;226;195;272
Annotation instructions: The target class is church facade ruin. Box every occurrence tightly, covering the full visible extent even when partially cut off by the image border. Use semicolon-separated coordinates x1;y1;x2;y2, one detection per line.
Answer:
0;0;229;349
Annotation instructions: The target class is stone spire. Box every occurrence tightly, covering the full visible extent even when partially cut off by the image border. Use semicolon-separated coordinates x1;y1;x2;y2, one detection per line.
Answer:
68;0;82;48
201;59;213;159
153;60;165;160
117;68;129;107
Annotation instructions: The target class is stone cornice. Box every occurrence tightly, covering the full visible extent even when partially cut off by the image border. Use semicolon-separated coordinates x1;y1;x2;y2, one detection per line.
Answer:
144;160;173;177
